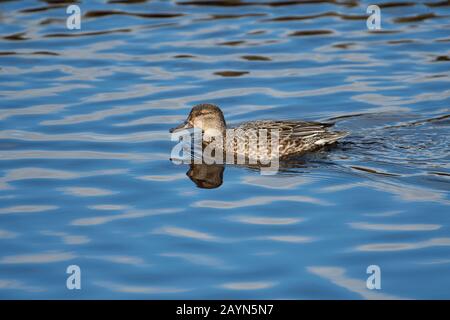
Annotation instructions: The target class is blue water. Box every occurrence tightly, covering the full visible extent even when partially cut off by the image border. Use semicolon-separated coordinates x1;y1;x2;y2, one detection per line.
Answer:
0;0;449;299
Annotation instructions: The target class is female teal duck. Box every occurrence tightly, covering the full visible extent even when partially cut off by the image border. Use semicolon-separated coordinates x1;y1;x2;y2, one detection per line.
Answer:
170;104;348;160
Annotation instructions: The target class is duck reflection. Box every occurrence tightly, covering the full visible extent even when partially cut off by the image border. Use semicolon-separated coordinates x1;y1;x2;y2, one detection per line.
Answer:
187;163;224;189
185;160;313;189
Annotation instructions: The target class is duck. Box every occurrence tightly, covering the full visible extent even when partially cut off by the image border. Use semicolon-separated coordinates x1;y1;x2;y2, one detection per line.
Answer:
170;103;348;161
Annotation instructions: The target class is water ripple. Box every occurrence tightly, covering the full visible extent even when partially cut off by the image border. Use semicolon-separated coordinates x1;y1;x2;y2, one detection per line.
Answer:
153;226;219;242
0;252;76;264
221;281;275;291
193;195;329;208
1;0;449;299
229;215;304;225
349;222;441;232
357;238;450;252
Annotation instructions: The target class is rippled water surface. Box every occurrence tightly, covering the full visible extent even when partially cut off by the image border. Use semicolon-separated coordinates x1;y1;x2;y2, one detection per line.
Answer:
0;0;449;299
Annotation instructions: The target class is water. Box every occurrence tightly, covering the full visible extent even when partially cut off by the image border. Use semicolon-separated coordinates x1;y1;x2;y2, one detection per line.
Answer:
0;0;449;299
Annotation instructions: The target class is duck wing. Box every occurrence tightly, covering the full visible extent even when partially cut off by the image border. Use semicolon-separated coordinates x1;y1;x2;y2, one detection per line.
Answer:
234;120;348;155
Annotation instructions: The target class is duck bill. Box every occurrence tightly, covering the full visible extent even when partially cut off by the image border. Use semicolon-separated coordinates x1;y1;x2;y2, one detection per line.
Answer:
169;120;192;133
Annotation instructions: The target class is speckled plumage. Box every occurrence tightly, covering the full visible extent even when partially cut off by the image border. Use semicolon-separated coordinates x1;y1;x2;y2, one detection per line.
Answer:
170;104;349;161
229;120;348;160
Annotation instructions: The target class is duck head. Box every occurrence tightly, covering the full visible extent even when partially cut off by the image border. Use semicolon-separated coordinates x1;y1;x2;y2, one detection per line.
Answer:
170;104;227;137
187;163;224;189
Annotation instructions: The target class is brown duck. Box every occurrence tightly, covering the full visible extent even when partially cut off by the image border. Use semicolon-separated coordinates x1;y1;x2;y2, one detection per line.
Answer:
170;104;348;161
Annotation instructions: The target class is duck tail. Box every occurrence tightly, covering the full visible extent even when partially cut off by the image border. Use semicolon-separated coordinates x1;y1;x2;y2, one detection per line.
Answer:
314;130;349;146
320;121;336;128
